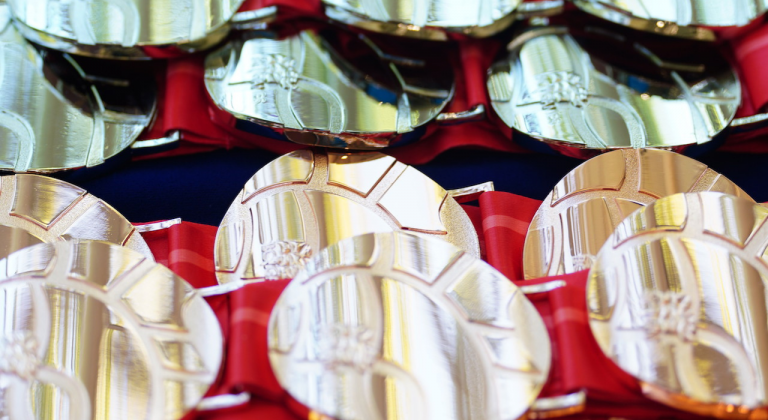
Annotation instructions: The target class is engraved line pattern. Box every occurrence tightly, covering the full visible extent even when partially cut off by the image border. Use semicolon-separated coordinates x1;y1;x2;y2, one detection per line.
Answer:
643;290;698;342
534;71;588;109
262;240;312;280
317;324;377;371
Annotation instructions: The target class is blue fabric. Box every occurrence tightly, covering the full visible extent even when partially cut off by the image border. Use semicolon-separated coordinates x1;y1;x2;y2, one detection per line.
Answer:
56;148;768;227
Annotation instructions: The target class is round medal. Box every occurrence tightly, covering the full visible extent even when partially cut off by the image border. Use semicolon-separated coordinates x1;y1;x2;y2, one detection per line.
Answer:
214;149;479;287
523;149;751;279
0;240;223;419
0;174;153;260
204;29;453;149
269;231;550;420
488;27;740;155
588;192;768;417
7;0;245;59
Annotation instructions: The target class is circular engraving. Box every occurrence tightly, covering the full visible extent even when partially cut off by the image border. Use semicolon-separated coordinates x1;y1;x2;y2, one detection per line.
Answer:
523;149;752;279
588;192;768;417
7;0;244;58
488;27;740;154
0;240;223;420
214;149;479;286
269;231;550;420
0;174;153;260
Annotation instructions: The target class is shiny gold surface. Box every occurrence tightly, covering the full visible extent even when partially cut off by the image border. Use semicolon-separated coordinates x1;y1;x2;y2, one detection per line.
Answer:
0;240;223;419
488;27;740;152
0;12;154;172
7;0;244;59
587;192;768;417
323;0;521;40
204;30;453;149
214;149;479;287
575;0;768;41
523;149;752;279
0;174;153;260
269;231;550;420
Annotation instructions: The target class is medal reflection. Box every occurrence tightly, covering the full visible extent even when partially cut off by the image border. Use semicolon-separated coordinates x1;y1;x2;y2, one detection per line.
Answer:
0;241;223;420
589;192;768;417
269;232;550;420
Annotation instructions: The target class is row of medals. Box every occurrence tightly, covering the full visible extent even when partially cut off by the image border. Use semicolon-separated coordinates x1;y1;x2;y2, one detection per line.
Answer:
1;1;768;420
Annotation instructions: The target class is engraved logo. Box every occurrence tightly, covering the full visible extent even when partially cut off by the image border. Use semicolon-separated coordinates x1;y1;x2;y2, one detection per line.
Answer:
253;54;300;90
643;290;698;342
571;254;596;271
534;71;588;110
317;324;377;371
262;241;312;280
0;332;41;381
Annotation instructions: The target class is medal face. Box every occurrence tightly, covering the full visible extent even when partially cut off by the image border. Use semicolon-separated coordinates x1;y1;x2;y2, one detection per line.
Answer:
0;174;153;260
587;192;768;416
574;0;767;41
269;231;550;420
204;30;453;149
214;149;479;287
0;240;223;420
0;14;155;172
523;149;751;279
7;0;244;59
488;27;740;153
323;0;521;40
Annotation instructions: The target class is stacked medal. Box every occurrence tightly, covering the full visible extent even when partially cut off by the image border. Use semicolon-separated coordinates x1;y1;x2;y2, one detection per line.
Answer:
2;0;768;419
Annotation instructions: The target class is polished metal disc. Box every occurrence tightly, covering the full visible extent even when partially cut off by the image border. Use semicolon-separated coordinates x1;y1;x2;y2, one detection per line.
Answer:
0;11;155;173
204;30;453;149
523;149;751;279
323;0;521;40
7;0;245;59
214;149;479;287
0;174;153;260
588;192;768;417
269;231;550;420
488;27;740;154
574;0;768;41
0;240;223;420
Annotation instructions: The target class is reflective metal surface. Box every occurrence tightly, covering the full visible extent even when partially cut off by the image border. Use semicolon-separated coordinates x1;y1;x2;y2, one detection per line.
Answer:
0;12;155;172
488;27;740;153
269;231;550;420
587;192;768;417
0;240;223;419
575;0;768;41
323;0;521;40
204;30;453;149
214;149;479;287
0;174;153;260
7;0;245;59
523;149;751;279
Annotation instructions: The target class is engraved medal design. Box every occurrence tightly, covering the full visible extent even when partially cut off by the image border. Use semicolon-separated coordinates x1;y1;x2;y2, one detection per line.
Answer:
205;30;453;149
0;12;155;172
574;0;768;41
523;149;751;279
588;192;768;417
269;231;550;420
0;174;153;260
7;0;245;58
488;27;740;154
323;0;521;40
214;149;479;287
0;240;223;419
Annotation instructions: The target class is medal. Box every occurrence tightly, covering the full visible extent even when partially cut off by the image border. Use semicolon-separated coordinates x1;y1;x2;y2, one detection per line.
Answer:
488;26;740;155
214;149;479;289
7;0;244;59
204;29;454;149
0;240;223;419
269;231;550;420
523;149;752;279
588;192;768;417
